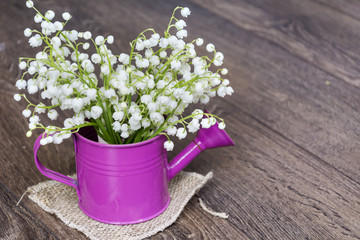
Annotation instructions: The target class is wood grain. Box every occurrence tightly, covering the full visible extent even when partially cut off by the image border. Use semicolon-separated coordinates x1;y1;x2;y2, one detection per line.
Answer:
191;0;360;87
0;0;360;239
189;0;360;182
314;0;360;21
0;181;58;240
188;109;360;239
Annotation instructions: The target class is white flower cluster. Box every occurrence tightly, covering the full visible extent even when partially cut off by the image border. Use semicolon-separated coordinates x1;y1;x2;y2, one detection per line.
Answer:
16;3;233;150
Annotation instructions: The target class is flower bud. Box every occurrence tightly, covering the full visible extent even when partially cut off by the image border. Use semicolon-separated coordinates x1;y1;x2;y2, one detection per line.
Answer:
40;138;47;145
26;131;32;137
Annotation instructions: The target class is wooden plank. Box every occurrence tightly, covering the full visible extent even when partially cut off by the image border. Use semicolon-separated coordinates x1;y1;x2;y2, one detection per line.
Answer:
0;181;58;240
314;0;360;21
190;0;360;88
185;108;360;239
152;197;245;239
186;0;360;182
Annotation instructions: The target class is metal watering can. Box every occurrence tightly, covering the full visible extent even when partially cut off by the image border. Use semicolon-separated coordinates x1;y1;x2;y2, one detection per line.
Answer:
33;113;235;224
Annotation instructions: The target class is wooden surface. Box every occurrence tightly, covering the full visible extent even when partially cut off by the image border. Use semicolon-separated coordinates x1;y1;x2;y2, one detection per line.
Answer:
1;0;360;239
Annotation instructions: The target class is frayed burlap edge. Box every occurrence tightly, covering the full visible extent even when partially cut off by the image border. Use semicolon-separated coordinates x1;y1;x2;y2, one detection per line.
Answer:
27;171;213;240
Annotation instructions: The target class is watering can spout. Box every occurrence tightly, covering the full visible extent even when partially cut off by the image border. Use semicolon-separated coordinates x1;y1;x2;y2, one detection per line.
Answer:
167;112;235;180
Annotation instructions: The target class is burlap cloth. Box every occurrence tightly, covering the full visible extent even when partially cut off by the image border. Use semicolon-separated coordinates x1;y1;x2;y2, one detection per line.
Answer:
27;171;213;240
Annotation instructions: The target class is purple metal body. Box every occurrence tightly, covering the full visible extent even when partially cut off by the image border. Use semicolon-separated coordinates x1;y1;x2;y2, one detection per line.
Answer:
33;117;234;225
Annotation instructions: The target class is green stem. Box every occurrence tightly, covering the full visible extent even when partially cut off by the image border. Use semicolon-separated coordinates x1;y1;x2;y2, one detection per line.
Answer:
94;117;112;141
124;131;137;144
133;128;146;143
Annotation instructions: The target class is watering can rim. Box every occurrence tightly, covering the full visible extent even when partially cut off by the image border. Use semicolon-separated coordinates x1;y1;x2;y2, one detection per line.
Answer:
74;131;165;149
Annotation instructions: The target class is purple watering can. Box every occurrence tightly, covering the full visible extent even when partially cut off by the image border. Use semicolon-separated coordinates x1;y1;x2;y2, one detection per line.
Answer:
33;114;234;224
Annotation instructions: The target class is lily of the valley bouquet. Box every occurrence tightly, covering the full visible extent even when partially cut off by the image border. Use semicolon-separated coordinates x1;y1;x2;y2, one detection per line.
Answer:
15;0;233;151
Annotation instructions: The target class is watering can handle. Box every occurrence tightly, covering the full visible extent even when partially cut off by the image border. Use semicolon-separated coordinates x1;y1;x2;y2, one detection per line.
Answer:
33;134;78;189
